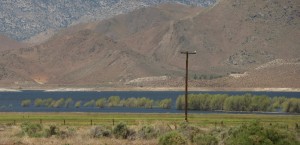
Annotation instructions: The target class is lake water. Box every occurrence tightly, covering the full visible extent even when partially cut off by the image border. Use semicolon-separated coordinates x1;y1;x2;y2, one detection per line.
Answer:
0;90;299;114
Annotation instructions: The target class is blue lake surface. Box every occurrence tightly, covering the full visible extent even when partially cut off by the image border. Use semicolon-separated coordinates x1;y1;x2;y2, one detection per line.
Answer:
0;90;299;113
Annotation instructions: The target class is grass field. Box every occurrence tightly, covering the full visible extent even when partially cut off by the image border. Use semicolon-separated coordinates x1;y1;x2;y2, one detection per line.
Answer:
1;112;299;126
0;112;299;145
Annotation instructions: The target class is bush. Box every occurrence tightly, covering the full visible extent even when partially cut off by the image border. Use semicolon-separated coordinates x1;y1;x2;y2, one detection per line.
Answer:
21;99;31;107
159;131;187;145
90;126;111;138
113;122;130;139
58;127;76;139
45;125;59;137
153;121;172;135
138;125;157;139
179;122;203;141
226;121;299;145
21;122;44;137
193;134;218;145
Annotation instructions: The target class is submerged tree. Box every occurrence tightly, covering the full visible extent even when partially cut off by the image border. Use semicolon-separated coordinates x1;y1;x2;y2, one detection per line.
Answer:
95;98;106;108
21;99;31;107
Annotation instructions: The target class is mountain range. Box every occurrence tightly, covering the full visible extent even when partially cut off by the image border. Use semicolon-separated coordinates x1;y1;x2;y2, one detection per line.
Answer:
0;0;299;89
0;0;216;43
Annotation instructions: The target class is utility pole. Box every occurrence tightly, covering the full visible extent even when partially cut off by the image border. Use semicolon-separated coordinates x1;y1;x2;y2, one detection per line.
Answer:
180;51;196;122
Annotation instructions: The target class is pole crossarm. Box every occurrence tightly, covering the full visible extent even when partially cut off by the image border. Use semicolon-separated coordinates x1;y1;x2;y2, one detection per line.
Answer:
180;50;196;122
180;51;197;54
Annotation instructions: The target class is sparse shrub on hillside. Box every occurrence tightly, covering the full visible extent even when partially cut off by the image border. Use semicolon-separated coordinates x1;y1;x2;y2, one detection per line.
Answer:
21;99;31;107
159;131;187;145
195;74;223;80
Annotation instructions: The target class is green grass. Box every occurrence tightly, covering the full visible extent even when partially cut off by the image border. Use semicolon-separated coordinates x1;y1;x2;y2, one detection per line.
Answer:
0;112;299;127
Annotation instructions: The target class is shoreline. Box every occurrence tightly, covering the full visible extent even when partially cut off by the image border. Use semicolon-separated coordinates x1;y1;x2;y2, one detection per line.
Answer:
1;87;300;92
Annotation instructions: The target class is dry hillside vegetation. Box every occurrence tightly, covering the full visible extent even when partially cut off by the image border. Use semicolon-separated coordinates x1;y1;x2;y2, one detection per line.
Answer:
0;0;299;88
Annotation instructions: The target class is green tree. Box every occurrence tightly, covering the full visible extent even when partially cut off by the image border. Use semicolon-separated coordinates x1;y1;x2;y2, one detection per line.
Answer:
144;99;154;109
21;99;31;107
53;98;64;108
282;98;300;113
34;98;43;107
159;98;172;109
209;94;227;110
95;98;106;108
108;96;120;107
75;101;81;108
272;97;287;110
250;95;271;111
83;99;95;107
136;97;154;108
43;98;53;107
64;98;73;108
176;95;184;110
123;98;137;108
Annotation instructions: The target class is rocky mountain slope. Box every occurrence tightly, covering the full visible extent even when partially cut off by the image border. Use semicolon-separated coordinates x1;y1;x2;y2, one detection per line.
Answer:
0;0;299;88
0;35;27;51
0;0;216;43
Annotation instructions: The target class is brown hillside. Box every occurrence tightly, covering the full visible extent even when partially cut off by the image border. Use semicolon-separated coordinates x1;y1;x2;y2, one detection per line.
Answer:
0;1;299;88
0;35;26;51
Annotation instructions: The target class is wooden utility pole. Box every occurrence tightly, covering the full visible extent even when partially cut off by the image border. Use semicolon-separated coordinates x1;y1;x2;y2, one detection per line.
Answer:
180;51;196;122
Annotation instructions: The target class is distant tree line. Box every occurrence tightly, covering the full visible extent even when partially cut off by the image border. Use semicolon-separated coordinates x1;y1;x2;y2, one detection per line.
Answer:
21;96;172;109
193;74;224;80
176;94;300;113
